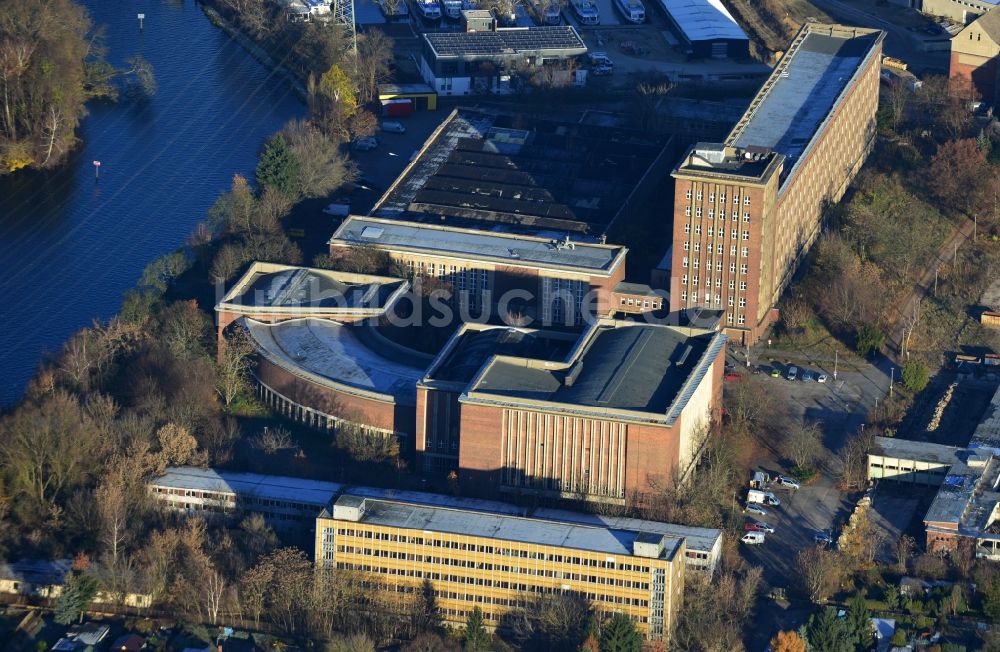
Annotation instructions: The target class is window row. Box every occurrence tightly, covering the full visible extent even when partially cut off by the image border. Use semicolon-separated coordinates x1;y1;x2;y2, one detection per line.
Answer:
685;189;752;206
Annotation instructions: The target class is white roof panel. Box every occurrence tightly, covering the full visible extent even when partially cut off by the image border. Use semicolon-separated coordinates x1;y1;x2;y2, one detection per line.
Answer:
659;0;747;43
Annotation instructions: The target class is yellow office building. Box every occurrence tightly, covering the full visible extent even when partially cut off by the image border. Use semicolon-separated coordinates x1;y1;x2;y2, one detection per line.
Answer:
316;494;685;641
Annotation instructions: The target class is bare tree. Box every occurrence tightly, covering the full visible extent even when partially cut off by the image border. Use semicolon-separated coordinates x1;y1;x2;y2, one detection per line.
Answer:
353;30;394;103
895;534;915;574
204;568;227;625
783;420;824;471
216;327;256;407
282;119;355;198
795;547;843;603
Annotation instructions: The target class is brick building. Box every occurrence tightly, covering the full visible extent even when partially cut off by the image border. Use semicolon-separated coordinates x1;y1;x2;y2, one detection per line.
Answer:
329;217;628;325
215;263;424;442
451;319;726;504
950;7;1000;105
670;23;884;344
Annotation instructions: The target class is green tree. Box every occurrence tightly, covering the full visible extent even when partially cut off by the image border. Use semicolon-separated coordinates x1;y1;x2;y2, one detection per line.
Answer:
807;607;852;652
462;607;491;651
256;134;300;198
984;578;1000;622
53;572;99;624
902;361;929;392
600;613;642;652
844;591;873;650
855;324;884;358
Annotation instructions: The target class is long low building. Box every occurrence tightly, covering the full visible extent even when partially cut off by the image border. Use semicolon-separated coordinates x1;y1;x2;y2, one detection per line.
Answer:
656;0;750;59
316;493;689;641
148;466;724;578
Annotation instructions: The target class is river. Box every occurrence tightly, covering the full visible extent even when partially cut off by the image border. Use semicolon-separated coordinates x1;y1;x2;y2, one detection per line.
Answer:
0;0;304;407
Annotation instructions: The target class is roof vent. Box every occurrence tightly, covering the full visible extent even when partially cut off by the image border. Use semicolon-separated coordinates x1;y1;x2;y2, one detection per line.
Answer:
633;532;665;558
509;248;520;258
361;226;384;239
693;142;726;164
675;344;693;366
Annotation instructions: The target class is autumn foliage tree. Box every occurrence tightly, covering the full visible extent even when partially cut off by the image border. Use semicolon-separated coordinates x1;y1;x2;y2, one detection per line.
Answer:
770;630;807;652
927;138;995;217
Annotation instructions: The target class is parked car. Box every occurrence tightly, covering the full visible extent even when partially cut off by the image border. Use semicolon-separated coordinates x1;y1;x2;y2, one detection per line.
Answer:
770;367;781;378
322;200;351;216
802;370;814;382
814;531;833;546
352;136;379;151
753;521;775;534
745;503;767;516
817;372;828;383
744;522;765;532
786;366;798;381
776;476;800;490
588;52;614;68
741;532;765;545
381;120;406;133
591;65;613;76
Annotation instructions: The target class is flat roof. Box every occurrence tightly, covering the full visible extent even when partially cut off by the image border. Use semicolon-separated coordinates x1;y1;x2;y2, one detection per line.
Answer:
871;436;964;466
970;384;1000;452
330;217;626;275
614;282;661;297
532;507;723;554
245;318;427;404
217;262;407;316
465;319;726;423
339;494;684;559
425;325;576;385
424;26;586;59
371;108;669;235
0;559;71;585
657;0;747;43
728;24;883;188
150;466;343;506
378;83;436;96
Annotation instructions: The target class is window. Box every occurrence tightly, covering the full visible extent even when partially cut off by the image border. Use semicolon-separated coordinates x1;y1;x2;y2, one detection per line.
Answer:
730;245;737;256
684;224;690;234
732;210;739;219
728;296;734;307
708;209;714;219
682;257;688;268
693;242;700;252
743;230;750;241
741;263;748;274
692;258;700;269
685;189;692;200
740;281;747;291
681;274;688;285
696;190;703;200
715;278;722;288
730;262;736;273
692;275;699;286
741;247;748;258
727;313;734;324
744;196;751;205
691;291;698;303
743;213;751;223
683;241;689;251
719;193;726;203
728;280;735;290
696;207;703;218
685;206;691;217
708;191;715;202
716;261;723;271
695;224;702;235
707;227;714;237
738;313;746;325
680;290;687;301
731;228;738;239
739;297;746;307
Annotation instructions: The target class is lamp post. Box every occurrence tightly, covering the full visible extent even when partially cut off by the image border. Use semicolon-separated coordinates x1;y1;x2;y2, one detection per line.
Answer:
138;13;145;30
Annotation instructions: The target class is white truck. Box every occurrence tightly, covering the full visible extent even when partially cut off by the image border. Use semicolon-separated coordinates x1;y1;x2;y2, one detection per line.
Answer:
747;489;780;506
741;532;765;545
569;0;599;24
613;0;644;23
439;0;463;18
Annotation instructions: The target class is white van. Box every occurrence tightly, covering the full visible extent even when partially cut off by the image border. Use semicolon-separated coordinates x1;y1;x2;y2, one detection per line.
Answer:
741;532;765;545
747;489;781;506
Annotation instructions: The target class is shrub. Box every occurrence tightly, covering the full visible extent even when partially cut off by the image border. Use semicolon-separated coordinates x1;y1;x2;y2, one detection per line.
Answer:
902;361;930;392
856;324;885;358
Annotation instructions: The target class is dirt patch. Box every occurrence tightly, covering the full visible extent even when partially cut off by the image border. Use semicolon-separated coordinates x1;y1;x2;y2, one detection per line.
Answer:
725;0;798;59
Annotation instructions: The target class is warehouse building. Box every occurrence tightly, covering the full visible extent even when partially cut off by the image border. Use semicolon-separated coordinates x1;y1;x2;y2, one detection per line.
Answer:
670;23;884;344
419;15;587;95
371;108;674;239
655;0;750;59
316;493;686;640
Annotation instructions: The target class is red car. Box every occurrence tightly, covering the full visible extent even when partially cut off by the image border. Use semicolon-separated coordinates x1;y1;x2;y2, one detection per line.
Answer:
744;522;764;532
